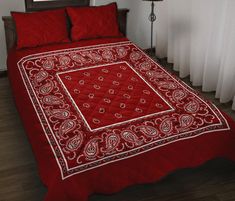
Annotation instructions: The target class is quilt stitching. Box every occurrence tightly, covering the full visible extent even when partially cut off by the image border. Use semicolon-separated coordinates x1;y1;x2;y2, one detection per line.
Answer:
56;61;174;131
17;41;230;179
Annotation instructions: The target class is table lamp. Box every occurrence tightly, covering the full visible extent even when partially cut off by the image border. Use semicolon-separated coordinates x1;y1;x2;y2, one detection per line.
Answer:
143;0;163;53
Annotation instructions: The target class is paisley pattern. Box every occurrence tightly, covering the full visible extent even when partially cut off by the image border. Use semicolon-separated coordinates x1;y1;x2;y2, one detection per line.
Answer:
184;100;200;113
43;95;62;105
102;50;114;60
38;81;54;95
116;47;128;58
178;114;194;131
121;130;142;145
59;119;76;138
66;133;83;152
104;133;120;153
34;71;48;84
172;89;187;102
59;55;71;66
69;53;86;64
160;118;174;135
138;126;158;138
42;58;54;70
130;51;142;62
18;41;230;179
47;109;70;120
84;138;100;159
139;61;152;71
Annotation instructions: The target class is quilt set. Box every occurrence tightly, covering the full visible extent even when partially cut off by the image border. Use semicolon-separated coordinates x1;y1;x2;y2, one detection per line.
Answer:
8;39;235;201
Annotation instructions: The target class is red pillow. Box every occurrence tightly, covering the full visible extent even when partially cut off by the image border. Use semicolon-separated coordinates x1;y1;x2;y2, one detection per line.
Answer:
12;9;69;49
67;3;122;41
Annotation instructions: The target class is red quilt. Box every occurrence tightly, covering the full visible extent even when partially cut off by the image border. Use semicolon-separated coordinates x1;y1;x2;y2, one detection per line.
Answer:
7;38;235;201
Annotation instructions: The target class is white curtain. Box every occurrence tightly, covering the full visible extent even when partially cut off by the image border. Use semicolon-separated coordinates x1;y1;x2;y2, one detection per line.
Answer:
156;0;235;110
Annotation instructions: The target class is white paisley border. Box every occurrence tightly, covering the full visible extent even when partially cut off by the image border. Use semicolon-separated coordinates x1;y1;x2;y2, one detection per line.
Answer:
17;41;230;179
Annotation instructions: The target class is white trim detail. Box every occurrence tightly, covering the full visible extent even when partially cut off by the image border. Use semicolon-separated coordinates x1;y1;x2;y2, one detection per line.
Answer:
16;41;230;180
56;61;175;132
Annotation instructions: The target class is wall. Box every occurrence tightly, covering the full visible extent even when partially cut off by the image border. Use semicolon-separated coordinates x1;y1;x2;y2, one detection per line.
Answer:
93;0;163;50
0;0;25;70
0;0;164;70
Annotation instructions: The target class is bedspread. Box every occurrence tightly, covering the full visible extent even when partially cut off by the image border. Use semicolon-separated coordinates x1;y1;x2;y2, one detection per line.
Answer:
7;38;235;201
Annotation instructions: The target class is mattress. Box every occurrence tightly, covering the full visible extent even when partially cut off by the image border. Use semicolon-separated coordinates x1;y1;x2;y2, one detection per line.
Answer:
7;37;235;201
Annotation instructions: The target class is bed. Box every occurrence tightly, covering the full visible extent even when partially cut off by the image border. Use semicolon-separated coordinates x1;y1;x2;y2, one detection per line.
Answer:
3;0;235;201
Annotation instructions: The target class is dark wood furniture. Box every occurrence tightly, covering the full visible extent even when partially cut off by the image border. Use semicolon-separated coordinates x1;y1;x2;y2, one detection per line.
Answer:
25;0;90;12
2;0;129;54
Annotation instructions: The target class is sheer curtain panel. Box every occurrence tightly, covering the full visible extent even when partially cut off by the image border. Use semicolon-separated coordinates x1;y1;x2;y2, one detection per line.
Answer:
156;0;235;110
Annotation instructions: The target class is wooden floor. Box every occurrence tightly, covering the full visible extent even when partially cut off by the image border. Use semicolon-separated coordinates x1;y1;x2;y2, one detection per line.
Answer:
0;60;235;201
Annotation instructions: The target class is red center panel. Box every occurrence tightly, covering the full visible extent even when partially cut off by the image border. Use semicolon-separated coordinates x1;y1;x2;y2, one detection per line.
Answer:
57;62;173;131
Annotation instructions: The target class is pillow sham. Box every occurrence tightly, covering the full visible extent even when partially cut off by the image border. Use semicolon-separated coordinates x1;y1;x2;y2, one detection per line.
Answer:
12;9;69;49
67;3;122;41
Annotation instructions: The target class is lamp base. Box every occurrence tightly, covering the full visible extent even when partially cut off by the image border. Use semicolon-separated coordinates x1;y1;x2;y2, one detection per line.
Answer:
144;47;156;56
144;47;160;62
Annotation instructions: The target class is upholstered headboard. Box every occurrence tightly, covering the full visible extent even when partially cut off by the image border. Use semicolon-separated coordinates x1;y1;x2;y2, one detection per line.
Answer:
2;0;129;53
25;0;90;12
